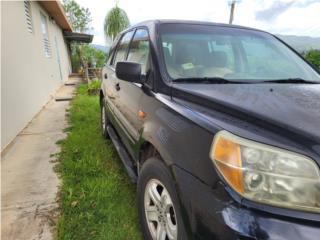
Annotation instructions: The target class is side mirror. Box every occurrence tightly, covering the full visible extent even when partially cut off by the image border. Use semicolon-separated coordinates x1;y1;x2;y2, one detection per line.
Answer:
115;61;142;83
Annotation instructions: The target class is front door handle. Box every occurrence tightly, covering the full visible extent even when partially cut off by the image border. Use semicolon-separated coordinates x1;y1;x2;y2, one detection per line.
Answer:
115;83;120;91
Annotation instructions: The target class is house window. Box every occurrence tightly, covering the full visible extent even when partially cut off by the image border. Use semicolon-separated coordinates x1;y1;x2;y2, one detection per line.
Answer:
24;0;33;33
40;12;51;58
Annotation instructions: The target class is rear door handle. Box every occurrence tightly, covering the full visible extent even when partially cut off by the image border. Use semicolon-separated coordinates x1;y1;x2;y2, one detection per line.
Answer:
115;83;120;91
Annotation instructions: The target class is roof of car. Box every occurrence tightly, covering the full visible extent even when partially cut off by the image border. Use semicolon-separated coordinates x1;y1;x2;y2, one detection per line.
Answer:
130;19;267;33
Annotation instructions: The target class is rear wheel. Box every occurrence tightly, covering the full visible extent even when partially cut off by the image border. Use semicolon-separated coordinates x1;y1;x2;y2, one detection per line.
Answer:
138;158;188;240
100;99;109;139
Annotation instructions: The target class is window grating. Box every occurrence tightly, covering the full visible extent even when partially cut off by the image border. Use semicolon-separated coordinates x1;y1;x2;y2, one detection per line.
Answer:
40;12;51;57
24;1;33;33
43;38;51;57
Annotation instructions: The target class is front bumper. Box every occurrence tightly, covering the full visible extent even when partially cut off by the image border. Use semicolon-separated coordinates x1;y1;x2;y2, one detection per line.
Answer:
172;165;320;240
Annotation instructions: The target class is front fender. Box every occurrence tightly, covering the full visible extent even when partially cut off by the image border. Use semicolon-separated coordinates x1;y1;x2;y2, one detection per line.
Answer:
139;93;219;187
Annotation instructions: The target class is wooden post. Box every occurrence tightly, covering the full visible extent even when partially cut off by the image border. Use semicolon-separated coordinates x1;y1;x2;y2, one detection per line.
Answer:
84;61;90;84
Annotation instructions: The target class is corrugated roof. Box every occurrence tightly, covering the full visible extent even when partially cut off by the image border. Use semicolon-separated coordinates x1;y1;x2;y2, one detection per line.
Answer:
63;31;93;43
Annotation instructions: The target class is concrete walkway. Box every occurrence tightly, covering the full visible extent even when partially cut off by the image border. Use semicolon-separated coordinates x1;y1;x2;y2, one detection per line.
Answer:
1;84;76;240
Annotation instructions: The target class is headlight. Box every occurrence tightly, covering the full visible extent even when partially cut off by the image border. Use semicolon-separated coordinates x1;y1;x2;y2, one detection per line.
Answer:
210;130;320;213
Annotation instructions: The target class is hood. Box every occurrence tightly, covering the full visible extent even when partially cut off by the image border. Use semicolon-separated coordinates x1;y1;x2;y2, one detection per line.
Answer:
172;83;320;142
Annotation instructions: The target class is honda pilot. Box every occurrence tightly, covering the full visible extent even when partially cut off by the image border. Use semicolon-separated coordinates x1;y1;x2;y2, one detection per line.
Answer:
100;20;320;240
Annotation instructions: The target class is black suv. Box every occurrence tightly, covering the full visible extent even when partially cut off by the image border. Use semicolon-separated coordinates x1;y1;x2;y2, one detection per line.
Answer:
100;20;320;240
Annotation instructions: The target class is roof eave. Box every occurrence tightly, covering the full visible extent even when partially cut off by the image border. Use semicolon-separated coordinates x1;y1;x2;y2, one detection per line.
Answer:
38;1;72;32
63;31;94;43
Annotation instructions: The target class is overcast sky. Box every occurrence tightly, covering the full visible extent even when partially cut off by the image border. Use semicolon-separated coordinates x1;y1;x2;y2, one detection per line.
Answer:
75;0;320;46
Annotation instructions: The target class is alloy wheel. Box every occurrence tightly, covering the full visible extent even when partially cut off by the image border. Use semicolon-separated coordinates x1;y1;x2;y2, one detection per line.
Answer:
144;179;178;240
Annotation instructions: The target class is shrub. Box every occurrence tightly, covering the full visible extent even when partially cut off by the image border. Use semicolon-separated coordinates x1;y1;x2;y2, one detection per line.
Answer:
304;49;320;69
87;79;101;95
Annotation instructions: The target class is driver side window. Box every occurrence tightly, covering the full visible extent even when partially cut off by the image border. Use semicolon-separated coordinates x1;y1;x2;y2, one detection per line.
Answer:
111;31;134;67
127;29;150;74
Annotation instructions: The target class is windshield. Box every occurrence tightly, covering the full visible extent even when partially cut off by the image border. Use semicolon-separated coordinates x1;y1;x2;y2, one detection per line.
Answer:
160;24;320;83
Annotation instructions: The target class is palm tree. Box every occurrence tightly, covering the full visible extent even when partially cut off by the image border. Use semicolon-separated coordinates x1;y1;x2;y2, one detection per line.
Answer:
104;4;130;42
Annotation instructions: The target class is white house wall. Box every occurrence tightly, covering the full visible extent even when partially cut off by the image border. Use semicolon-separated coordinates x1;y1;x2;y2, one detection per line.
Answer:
1;1;72;150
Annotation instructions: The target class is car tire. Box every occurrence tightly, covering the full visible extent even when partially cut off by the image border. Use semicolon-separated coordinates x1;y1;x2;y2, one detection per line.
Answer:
100;99;109;139
138;157;188;240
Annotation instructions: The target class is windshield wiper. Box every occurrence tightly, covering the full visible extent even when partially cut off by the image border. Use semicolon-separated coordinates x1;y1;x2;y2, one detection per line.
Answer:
260;78;319;84
172;77;246;84
172;77;319;84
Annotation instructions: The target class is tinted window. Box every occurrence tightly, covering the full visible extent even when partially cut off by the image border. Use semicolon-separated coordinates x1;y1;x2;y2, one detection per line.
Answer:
241;37;300;77
209;40;235;71
127;29;150;73
112;31;134;66
160;24;320;82
106;35;120;65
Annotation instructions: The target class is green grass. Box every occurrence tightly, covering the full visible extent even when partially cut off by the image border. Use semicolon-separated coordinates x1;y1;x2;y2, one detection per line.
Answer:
55;84;143;240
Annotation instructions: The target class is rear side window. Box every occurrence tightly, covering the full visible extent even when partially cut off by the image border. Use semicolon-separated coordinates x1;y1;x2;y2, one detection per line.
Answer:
111;31;134;66
127;29;150;74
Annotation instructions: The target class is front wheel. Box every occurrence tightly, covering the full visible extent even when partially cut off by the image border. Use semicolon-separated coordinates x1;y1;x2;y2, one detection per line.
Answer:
137;158;188;240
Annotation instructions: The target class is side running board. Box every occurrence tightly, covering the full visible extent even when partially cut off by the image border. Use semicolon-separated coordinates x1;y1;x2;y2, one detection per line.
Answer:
106;125;138;183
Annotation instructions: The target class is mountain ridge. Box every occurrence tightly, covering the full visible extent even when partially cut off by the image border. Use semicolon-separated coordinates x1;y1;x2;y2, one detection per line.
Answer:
276;35;320;52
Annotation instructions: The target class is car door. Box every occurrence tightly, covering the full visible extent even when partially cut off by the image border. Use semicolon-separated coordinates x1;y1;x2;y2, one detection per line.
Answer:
102;36;118;116
102;30;134;139
116;28;151;156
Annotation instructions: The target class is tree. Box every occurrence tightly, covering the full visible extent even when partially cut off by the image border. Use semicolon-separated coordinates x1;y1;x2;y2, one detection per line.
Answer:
95;50;107;68
63;0;93;74
82;45;106;68
304;49;320;70
63;0;92;33
104;4;130;42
